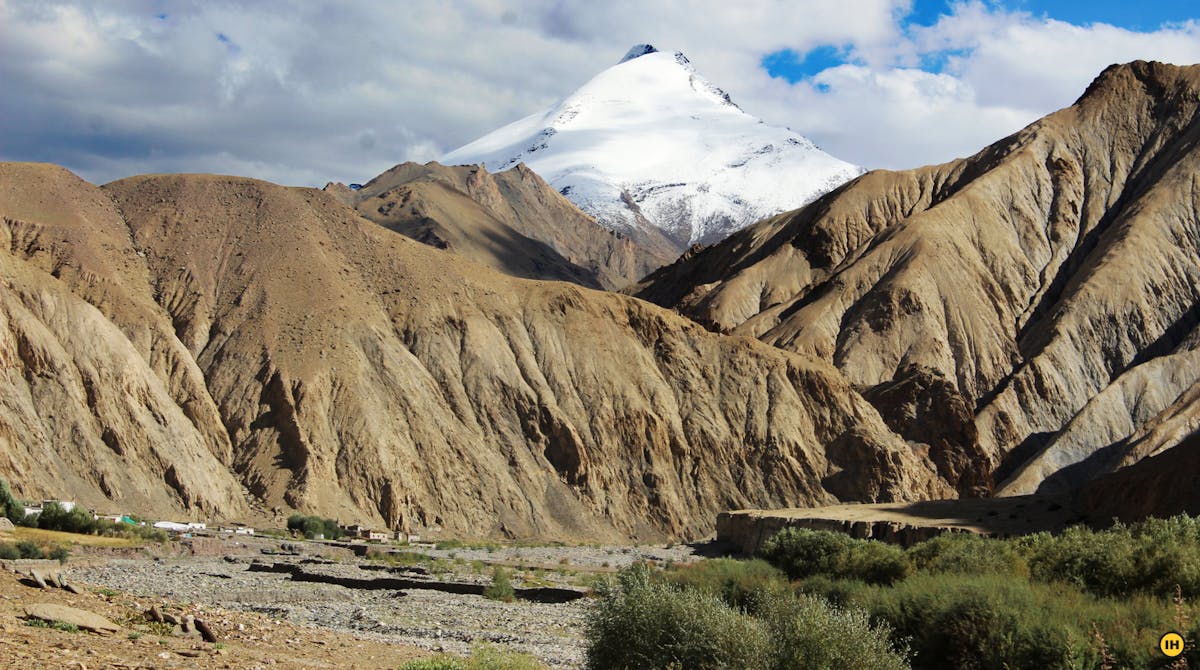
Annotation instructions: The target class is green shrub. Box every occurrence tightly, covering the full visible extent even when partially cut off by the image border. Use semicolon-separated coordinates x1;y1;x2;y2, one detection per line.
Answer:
484;567;516;602
798;572;1194;670
753;589;909;670
907;533;1027;577
48;545;69;564
585;564;771;670
0;543;20;560
759;528;910;585
842;540;910;585
1019;526;1138;597
663;558;787;610
16;540;43;559
0;479;26;525
759;528;853;580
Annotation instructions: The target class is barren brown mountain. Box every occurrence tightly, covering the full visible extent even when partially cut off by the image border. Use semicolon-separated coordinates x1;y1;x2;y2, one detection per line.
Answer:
635;60;1200;500
0;162;964;541
333;161;674;290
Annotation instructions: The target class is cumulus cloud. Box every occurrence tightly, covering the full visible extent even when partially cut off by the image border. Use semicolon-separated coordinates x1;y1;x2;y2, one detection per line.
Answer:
0;0;1197;185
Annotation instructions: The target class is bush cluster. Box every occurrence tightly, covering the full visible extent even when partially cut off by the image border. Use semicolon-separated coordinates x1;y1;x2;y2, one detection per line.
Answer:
759;528;909;585
758;517;1200;600
0;539;67;562
585;563;909;670
1017;517;1200;598
286;514;343;540
751;521;1200;669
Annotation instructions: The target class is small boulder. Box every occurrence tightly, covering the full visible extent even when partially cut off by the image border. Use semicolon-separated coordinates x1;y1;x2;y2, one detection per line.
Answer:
24;603;120;635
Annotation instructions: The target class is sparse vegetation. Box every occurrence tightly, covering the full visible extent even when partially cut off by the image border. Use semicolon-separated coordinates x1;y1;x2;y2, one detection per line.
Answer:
399;643;548;669
484;566;516;602
24;618;79;633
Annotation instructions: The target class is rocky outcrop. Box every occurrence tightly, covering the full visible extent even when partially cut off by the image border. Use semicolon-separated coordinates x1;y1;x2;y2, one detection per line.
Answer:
717;495;1084;553
0;162;961;541
862;365;992;497
636;61;1200;496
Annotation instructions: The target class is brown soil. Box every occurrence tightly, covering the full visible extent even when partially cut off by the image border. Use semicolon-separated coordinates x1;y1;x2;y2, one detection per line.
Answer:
0;564;426;669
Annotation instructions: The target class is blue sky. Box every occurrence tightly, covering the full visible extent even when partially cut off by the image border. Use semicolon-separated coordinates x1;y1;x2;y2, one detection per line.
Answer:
1;1;1198;185
764;0;1199;81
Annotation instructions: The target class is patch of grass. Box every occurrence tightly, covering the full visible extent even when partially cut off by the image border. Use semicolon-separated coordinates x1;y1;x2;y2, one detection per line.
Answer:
146;620;175;637
366;549;435;566
399;643;548;669
10;526;141;548
24;618;79;633
127;631;141;640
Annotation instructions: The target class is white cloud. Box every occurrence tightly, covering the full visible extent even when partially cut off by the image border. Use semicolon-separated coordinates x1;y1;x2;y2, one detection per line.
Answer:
0;0;1197;185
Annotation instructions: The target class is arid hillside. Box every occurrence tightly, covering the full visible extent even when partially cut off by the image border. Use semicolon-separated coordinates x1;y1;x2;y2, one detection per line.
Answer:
0;163;966;541
334;161;674;291
635;61;1200;498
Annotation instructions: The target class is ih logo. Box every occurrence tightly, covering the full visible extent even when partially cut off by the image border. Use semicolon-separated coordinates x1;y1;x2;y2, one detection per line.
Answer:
1160;631;1185;658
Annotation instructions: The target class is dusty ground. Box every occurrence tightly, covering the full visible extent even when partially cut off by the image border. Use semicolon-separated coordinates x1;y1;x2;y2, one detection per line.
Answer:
0;561;427;670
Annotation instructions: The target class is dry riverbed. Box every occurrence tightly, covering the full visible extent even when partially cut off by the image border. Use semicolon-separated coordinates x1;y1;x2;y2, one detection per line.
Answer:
59;537;705;669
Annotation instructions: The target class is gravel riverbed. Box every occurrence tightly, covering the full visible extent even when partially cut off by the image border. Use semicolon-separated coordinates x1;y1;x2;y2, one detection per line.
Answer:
67;542;705;668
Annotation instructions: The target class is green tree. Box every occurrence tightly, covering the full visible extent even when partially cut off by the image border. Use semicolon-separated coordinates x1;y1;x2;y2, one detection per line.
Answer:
0;479;26;525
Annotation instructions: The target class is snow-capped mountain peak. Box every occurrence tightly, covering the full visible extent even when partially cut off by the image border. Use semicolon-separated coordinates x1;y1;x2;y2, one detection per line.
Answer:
442;45;864;251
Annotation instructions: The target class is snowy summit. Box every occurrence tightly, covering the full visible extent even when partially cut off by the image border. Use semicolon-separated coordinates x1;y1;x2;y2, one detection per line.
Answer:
442;44;864;250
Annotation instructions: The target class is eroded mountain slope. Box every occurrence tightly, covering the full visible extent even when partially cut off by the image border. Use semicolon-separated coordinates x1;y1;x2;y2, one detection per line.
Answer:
340;162;672;291
636;61;1200;495
0;163;958;540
